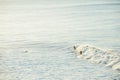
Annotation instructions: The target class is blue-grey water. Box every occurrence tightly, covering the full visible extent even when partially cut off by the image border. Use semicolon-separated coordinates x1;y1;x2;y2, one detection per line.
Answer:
0;0;120;80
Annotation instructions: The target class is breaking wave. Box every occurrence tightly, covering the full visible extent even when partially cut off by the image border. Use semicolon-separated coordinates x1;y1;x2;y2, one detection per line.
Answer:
73;44;120;72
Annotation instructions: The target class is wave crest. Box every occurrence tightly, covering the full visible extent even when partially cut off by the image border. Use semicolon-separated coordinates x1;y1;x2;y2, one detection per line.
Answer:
73;44;120;72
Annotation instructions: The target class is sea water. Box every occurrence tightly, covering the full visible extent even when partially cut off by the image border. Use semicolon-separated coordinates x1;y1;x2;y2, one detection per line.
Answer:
0;0;120;80
73;44;120;71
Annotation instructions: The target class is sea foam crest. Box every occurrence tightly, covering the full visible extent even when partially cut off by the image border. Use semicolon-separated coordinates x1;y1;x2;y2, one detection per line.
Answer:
73;44;120;72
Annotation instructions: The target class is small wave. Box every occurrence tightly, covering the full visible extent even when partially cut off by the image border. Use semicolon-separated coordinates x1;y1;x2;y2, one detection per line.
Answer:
73;44;120;72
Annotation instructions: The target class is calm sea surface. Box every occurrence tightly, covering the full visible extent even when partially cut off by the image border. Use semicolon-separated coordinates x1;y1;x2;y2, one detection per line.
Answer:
0;0;120;80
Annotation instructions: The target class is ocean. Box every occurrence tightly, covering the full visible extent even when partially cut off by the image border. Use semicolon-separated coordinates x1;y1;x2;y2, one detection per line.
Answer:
0;0;120;80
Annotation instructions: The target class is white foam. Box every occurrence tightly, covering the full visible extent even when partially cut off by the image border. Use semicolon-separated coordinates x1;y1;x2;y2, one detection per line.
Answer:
73;44;120;72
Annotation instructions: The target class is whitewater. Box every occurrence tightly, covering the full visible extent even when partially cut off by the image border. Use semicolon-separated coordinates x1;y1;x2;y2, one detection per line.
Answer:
73;44;120;72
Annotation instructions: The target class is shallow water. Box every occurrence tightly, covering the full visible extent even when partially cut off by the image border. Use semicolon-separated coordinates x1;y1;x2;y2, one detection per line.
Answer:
0;0;120;80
